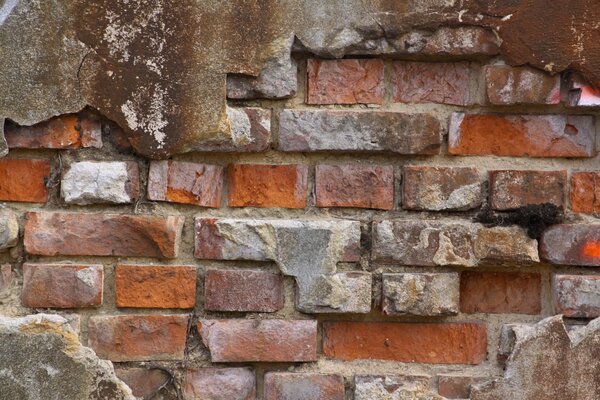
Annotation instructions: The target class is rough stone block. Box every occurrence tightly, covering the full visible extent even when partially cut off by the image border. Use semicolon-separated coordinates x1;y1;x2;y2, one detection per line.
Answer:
489;170;567;210
278;109;441;154
198;319;317;362
570;172;600;215
61;161;139;205
552;274;600;318
264;373;344;400
382;272;459;316
115;264;197;309
323;321;487;364
449;113;596;157
21;263;103;308
204;269;284;312
0;211;18;252
24;212;184;258
355;375;440;400
541;224;600;266
402;165;482;211
182;368;255;400
306;59;384;105
148;160;223;207
0;159;50;203
88;315;189;362
315;164;394;210
485;65;560;105
392;61;470;105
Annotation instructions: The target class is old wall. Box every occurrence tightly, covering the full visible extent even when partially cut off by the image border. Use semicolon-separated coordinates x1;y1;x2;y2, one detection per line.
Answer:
0;1;600;400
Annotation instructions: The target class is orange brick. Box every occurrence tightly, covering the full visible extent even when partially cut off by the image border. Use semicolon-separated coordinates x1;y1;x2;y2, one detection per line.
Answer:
570;172;600;214
227;164;308;208
115;264;197;309
0;159;50;202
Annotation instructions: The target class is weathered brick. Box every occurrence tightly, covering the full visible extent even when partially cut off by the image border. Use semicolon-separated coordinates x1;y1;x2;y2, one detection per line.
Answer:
315;164;393;210
323;321;487;364
148;161;223;207
382;273;459;316
4;115;102;149
570;172;600;214
115;368;170;399
61;161;139;205
437;374;487;399
24;212;183;258
21;263;103;308
541;224;600;266
489;170;566;210
0;264;12;293
449;113;596;157
460;272;541;314
485;65;560;105
392;61;470;105
0;159;50;203
182;368;255;400
115;264;197;309
474;226;539;263
552;274;600;318
88;315;189;362
402;166;482;211
227;164;307;208
278;110;441;154
355;375;438;400
198;319;317;362
204;269;283;312
264;373;344;400
306;59;384;105
0;211;19;251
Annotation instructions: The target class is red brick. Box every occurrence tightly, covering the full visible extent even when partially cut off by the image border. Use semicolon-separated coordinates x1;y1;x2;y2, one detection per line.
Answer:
115;264;197;309
315;164;393;210
115;368;171;399
4;115;101;149
460;272;541;314
552;274;600;318
449;113;596;157
227;164;308;208
322;321;487;364
88;314;189;361
306;59;384;105
485;65;560;105
570;172;600;214
24;212;183;258
182;368;255;400
402;166;481;211
21;263;103;308
437;374;487;399
198;319;317;362
148;161;223;208
489;170;566;210
264;373;344;400
541;224;600;266
0;159;50;202
204;269;283;312
392;62;470;105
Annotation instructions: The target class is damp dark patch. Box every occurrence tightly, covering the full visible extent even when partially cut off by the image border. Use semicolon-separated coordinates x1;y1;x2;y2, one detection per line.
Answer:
475;203;564;239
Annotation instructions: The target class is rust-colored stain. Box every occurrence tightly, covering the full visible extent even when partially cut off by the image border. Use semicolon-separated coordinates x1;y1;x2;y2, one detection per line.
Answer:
582;241;600;258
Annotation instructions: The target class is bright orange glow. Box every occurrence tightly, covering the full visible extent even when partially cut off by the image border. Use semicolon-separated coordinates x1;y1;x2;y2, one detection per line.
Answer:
582;241;600;258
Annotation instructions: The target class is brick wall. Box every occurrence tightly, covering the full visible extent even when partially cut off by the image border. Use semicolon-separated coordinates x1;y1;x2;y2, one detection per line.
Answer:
0;49;599;399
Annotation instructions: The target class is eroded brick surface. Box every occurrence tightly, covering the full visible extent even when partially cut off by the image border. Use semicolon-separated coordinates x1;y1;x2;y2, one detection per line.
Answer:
489;170;566;210
182;368;255;400
355;375;440;400
552;274;600;318
570;172;600;215
382;273;459;316
264;373;344;400
485;65;560;105
541;224;600;266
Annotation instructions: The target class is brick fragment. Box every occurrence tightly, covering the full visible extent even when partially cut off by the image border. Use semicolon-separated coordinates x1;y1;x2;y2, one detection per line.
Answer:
437;374;487;399
24;212;183;258
61;161;139;205
402;166;481;211
115;264;197;309
227;164;308;208
148;161;223;207
355;375;438;400
0;159;50;202
21;263;103;308
204;269;283;312
323;321;487;364
279;110;441;154
115;368;171;399
485;65;560;105
316;164;393;210
541;224;600;266
182;368;255;400
307;59;384;105
460;272;541;314
198;319;317;362
88;314;189;361
449;113;596;157
382;273;459;316
264;373;344;400
489;170;566;210
392;61;470;105
552;274;600;318
570;172;600;214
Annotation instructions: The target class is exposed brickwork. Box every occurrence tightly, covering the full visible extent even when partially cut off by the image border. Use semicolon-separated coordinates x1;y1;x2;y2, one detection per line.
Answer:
570;172;600;214
0;159;50;202
264;373;344;400
489;170;567;210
